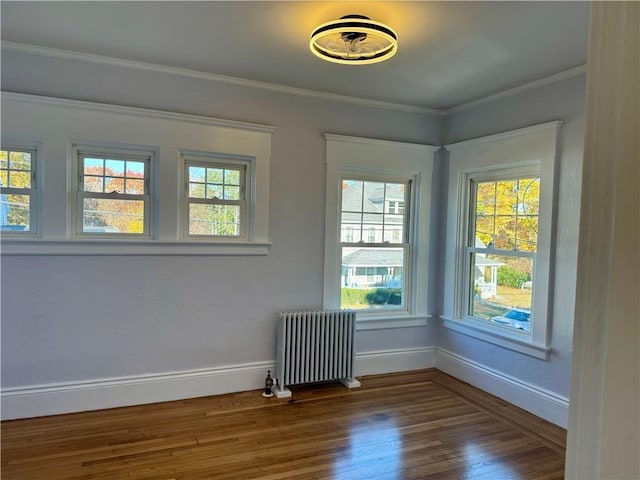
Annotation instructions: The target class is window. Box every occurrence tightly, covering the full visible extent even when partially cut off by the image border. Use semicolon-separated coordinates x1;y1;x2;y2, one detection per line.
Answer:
324;134;437;329
0;146;37;234
77;150;151;236
466;174;540;334
184;158;248;238
442;121;560;359
340;178;410;310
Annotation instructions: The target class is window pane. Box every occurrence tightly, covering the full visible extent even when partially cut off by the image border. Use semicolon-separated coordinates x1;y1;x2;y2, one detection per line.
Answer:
189;183;205;198
516;216;538;252
84;176;104;193
342;179;363;212
0;170;7;187
469;253;533;333
224;186;240;200
84;158;104;175
1;194;30;231
83;198;144;234
189;166;205;182
206;185;223;199
0;150;7;169
126;179;145;195
362;181;385;213
105;159;125;177
10;151;31;170
206;168;224;184
341;247;404;310
8;171;31;189
104;177;124;193
225;169;240;185
125;161;145;178
189;204;240;236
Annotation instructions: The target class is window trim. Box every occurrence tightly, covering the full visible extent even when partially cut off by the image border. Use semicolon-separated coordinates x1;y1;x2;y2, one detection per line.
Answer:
0;141;40;236
323;134;438;330
0;92;274;256
182;153;252;240
442;121;561;358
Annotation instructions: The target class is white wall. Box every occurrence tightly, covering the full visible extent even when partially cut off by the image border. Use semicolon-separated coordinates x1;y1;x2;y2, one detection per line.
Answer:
0;50;441;396
438;76;585;406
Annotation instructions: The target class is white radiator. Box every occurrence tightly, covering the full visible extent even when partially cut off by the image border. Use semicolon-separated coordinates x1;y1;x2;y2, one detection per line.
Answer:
273;310;361;398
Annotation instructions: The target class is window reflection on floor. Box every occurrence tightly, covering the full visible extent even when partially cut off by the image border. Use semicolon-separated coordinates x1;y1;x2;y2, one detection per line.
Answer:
461;442;518;479
333;413;401;480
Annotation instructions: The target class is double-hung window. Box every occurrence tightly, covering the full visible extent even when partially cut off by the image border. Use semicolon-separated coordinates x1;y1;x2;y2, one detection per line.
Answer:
324;134;436;329
77;150;151;236
340;177;410;310
184;155;248;239
442;122;560;358
466;172;540;334
0;146;37;234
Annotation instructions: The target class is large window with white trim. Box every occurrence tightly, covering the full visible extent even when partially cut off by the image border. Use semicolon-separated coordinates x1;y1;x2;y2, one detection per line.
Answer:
0;146;37;234
340;177;410;310
77;149;151;236
442;122;560;359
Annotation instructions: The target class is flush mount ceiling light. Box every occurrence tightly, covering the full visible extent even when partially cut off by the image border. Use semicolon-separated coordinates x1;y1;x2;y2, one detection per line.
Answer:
310;14;398;65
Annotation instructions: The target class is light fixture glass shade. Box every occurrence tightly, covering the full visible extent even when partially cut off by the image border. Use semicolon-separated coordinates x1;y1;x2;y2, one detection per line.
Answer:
310;15;398;65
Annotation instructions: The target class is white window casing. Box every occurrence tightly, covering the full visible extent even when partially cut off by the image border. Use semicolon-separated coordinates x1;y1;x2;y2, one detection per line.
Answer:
441;121;561;359
324;134;438;330
0;92;274;255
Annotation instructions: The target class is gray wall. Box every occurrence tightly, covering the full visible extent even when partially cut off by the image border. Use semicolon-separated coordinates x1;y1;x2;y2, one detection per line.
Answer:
0;50;441;387
440;75;586;397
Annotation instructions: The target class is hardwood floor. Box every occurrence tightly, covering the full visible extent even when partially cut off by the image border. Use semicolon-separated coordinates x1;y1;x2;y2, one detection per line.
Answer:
1;369;566;479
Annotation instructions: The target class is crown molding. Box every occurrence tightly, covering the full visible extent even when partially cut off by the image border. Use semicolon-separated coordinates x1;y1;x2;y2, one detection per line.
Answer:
1;41;442;116
444;65;587;114
0;91;277;134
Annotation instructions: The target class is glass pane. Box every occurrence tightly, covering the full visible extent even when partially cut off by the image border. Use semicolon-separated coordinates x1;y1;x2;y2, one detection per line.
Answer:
225;169;240;185
1;194;30;231
84;176;104;193
9;171;31;189
342;179;363;212
105;159;125;177
0;150;7;169
10;151;31;170
470;253;533;334
495;180;517;215
0;170;7;188
474;215;494;247
104;177;124;193
189;166;205;182
224;186;240;200
84;158;104;175
516;216;538;252
206;168;224;184
126;179;145;195
494;215;517;250
206;185;222;199
188;183;205;198
189;204;240;236
363;181;385;213
83;198;144;234
125;161;145;178
340;247;404;310
518;178;540;216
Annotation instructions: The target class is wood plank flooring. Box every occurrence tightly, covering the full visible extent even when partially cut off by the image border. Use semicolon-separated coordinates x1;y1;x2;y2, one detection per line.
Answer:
1;369;566;479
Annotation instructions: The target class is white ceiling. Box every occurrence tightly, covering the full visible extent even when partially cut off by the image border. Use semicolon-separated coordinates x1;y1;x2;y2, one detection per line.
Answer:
1;1;590;111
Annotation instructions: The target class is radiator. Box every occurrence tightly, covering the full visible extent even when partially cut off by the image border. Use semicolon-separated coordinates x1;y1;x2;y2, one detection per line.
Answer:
273;310;361;398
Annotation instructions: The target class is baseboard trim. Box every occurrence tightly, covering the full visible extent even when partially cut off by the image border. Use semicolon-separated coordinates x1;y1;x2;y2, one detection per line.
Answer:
1;347;436;420
435;347;569;428
355;347;436;376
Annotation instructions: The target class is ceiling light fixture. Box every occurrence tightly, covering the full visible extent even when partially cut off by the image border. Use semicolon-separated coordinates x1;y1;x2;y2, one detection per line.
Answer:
309;14;398;65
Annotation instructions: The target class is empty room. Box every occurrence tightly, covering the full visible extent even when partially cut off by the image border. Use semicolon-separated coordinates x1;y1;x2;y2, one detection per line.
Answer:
0;2;637;479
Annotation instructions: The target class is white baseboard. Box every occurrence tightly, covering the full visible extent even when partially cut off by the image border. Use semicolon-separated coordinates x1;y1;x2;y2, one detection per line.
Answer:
1;347;436;420
355;347;436;376
435;347;569;428
1;361;275;420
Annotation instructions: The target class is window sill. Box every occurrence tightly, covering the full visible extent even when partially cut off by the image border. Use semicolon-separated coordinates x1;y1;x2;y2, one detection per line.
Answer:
356;313;431;331
440;316;550;360
0;238;271;256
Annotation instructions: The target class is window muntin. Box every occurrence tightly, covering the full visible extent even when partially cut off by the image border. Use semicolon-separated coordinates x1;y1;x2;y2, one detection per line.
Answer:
0;147;36;233
339;178;410;311
185;161;247;238
466;176;540;334
78;152;150;235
